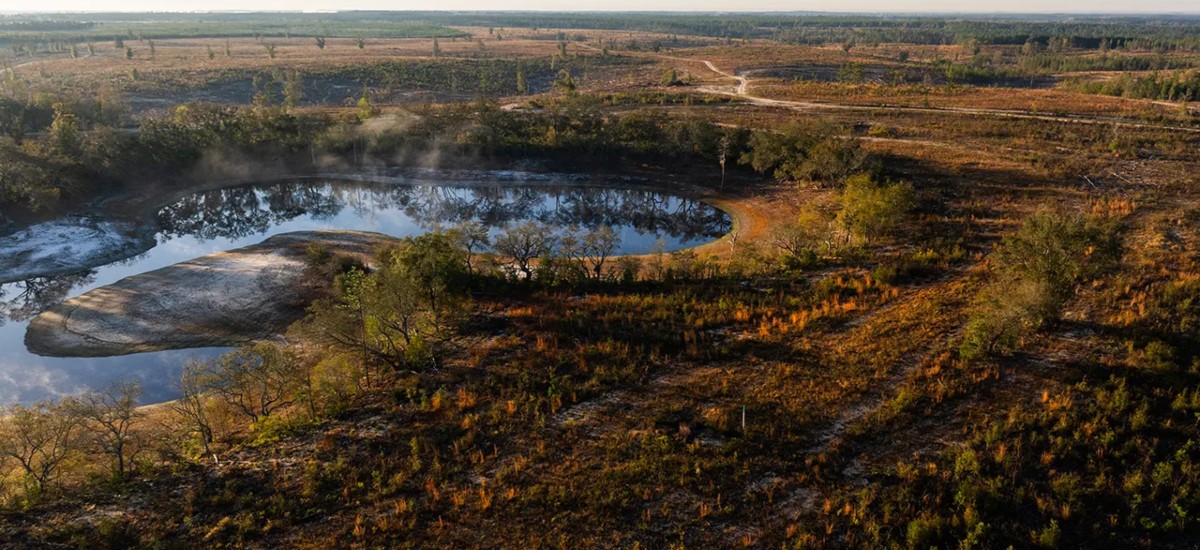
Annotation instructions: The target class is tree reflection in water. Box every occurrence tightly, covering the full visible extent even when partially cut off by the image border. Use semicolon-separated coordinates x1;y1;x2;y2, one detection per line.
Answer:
156;183;346;241
0;272;97;325
2;180;728;324
0;250;154;324
156;179;729;244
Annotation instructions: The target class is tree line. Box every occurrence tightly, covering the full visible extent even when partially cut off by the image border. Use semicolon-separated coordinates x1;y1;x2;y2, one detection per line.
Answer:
0;88;883;223
1063;69;1200;102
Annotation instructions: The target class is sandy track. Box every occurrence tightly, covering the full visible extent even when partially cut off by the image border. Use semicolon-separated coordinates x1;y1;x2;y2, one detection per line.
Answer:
634;48;1200;134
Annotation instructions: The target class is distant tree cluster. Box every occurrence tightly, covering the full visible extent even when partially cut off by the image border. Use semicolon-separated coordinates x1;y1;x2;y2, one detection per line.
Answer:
740;120;876;185
1064;69;1200;101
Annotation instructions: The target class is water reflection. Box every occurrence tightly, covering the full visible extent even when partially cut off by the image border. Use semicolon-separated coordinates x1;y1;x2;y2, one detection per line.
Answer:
156;182;346;241
0;272;97;326
3;180;728;326
156;181;729;245
0;178;729;405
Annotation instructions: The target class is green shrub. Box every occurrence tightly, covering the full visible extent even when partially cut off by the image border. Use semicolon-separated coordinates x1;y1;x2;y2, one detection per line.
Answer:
838;173;915;244
960;210;1120;360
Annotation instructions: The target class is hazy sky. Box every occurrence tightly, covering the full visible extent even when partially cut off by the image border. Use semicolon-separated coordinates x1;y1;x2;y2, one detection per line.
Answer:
9;1;1200;14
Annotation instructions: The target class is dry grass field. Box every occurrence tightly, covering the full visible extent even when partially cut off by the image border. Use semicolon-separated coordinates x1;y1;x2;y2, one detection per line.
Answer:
3;12;1200;549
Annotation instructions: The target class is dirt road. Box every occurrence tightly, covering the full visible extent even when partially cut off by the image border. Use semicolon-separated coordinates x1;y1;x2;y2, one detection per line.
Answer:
642;49;1200;134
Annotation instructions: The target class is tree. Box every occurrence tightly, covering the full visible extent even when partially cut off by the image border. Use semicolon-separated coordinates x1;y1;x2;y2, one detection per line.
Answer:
0;98;32;143
0;400;82;496
301;268;380;377
743;123;808;178
449;220;490;273
552;69;577;95
991;211;1120;298
1021;36;1042;56
838;63;864;83
661;68;679;86
718;135;730;188
356;85;376;121
199;344;300;424
960;276;1057;361
251;74;274;110
960;211;1120;360
564;226;620;279
772;205;835;257
587;226;620;279
837;173;914;243
283;71;303;110
48;104;81;156
297;233;472;373
557;227;590;281
125;47;133;60
173;360;215;456
804;135;871;184
67;381;143;480
315;36;326;50
356;37;365;50
432;34;441;57
148;39;155;59
516;62;528;94
382;232;471;339
113;36;124;50
741;121;870;185
493;220;556;280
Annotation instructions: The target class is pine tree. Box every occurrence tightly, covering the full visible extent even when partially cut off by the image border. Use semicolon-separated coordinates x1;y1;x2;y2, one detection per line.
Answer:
356;85;375;120
49;105;81;156
283;71;303;110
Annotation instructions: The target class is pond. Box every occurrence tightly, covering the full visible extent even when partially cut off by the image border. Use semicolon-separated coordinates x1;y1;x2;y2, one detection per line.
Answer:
0;178;731;405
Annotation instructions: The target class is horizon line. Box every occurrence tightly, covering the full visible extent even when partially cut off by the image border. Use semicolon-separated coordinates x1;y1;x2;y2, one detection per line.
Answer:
3;9;1200;16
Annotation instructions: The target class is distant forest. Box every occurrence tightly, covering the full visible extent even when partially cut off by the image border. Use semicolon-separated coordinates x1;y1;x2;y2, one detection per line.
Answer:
2;12;1200;50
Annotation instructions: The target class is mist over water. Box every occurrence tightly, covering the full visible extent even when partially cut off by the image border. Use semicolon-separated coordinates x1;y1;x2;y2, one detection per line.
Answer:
0;178;730;405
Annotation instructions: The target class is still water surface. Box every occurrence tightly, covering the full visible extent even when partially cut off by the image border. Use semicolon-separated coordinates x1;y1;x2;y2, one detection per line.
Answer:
0;179;730;405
